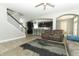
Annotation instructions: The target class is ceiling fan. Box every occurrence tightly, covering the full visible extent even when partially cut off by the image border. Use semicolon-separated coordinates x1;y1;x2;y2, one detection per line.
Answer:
35;2;55;10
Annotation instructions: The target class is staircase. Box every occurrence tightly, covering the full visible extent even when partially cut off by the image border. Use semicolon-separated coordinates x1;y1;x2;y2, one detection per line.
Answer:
7;8;26;33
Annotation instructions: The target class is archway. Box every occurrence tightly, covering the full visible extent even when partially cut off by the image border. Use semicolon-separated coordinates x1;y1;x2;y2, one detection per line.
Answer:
56;14;79;35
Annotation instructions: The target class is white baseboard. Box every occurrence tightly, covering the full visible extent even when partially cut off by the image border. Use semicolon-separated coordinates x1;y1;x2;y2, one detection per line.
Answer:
0;35;26;43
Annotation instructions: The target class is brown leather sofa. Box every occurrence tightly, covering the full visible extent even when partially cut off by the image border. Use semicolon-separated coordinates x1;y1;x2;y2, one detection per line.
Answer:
41;30;64;42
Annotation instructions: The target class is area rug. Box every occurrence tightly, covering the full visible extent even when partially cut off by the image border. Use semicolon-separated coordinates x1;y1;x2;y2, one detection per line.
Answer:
20;39;66;56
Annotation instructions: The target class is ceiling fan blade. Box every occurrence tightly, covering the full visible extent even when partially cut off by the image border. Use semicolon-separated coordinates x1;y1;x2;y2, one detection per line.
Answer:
46;3;55;7
35;3;44;7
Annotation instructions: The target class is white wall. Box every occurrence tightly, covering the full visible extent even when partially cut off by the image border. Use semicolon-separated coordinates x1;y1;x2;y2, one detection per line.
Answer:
0;5;25;42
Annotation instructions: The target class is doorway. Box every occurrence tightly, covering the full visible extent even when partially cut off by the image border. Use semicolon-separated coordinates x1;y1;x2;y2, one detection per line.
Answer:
27;21;33;34
56;14;79;35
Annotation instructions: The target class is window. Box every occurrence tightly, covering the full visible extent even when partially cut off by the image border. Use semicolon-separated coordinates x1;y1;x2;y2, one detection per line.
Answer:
73;17;78;35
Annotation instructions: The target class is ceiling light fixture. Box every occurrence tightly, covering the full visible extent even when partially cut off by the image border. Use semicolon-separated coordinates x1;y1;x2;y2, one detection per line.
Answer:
35;2;55;10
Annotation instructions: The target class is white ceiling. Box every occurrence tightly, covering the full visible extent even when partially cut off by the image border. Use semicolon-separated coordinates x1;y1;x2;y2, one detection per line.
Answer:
1;0;79;19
